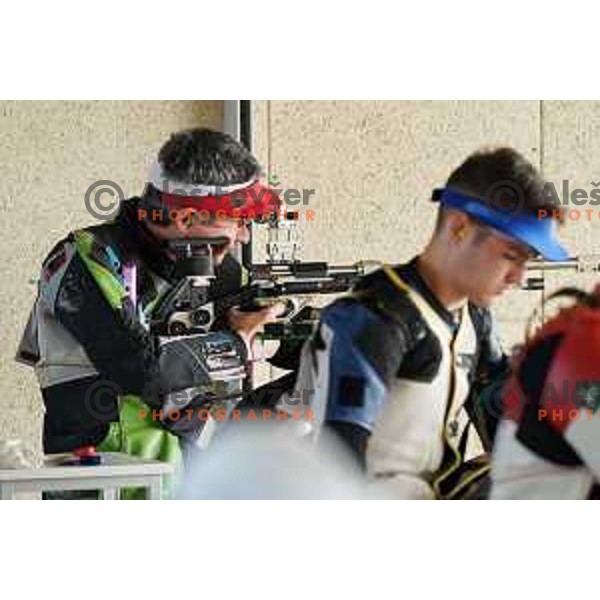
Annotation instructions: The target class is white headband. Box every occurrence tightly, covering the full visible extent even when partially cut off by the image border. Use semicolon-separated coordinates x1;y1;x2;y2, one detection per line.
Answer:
147;160;257;197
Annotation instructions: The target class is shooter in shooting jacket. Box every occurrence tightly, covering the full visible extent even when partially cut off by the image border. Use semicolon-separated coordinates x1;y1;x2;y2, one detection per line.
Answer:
16;128;286;479
491;283;600;499
294;148;569;499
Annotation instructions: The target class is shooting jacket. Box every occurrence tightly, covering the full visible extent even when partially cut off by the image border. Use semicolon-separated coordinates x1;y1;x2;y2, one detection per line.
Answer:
294;260;509;499
16;199;245;476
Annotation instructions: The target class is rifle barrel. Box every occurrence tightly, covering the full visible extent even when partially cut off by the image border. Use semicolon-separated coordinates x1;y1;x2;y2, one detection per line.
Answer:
527;255;600;272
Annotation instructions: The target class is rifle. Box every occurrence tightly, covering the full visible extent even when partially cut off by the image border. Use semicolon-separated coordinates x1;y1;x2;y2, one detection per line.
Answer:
150;211;379;341
215;260;379;340
523;254;600;290
149;241;377;340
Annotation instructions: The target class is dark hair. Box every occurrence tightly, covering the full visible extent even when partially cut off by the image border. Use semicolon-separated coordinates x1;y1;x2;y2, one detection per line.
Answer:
158;128;261;186
436;147;558;229
139;128;262;227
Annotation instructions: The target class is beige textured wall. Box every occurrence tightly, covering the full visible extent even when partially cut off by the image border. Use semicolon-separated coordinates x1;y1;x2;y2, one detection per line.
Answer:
253;100;599;354
541;101;600;300
2;101;223;453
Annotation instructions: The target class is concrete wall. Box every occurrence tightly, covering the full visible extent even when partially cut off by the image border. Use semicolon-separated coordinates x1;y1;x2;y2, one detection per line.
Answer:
540;101;600;305
2;101;223;453
4;100;600;456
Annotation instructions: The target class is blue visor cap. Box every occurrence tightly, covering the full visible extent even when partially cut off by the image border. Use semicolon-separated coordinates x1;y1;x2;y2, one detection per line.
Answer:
436;188;569;261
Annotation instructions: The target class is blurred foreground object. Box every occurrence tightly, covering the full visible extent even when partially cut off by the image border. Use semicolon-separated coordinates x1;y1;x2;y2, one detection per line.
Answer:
178;422;378;500
491;284;600;499
0;440;36;469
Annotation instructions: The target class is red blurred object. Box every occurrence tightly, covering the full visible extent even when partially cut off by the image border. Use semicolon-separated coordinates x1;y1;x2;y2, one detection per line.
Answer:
73;446;97;458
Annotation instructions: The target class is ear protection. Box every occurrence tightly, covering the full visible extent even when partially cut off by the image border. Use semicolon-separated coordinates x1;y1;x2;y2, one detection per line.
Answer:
456;226;467;241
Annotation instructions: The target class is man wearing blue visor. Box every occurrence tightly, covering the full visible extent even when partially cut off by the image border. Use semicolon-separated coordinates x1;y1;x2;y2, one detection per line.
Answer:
295;147;568;499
